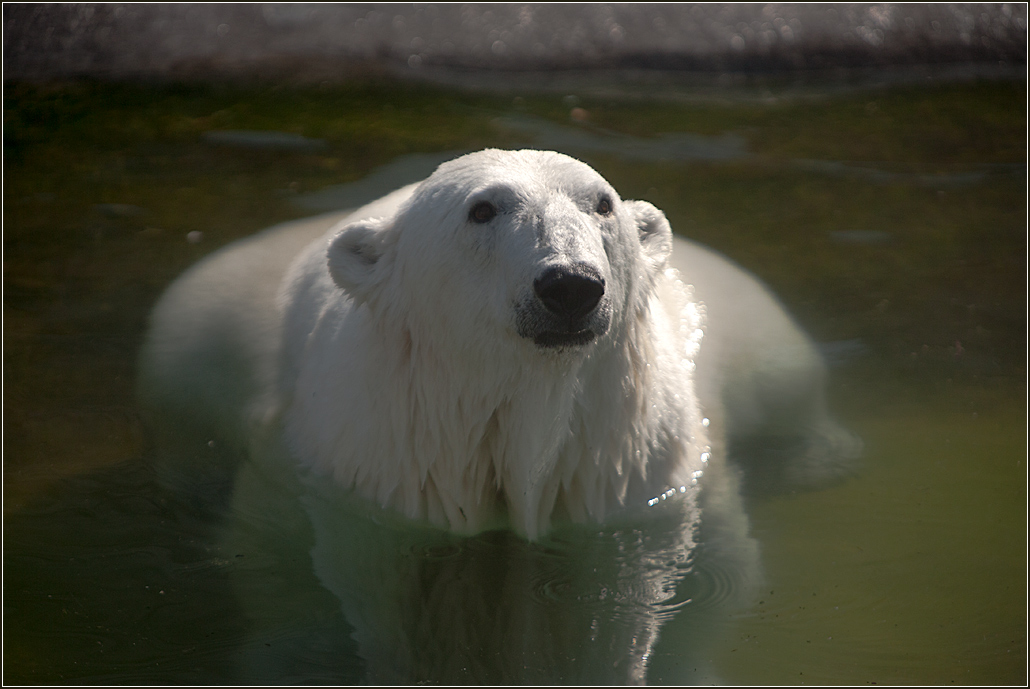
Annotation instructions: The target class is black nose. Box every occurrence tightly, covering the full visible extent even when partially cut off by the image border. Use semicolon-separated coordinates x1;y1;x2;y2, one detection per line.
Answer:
533;265;605;320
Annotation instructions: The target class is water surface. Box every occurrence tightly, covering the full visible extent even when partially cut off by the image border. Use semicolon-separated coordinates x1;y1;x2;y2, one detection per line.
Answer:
4;75;1025;684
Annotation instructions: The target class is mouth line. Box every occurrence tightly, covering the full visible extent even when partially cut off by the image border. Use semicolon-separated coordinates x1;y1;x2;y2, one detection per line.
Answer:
533;329;597;348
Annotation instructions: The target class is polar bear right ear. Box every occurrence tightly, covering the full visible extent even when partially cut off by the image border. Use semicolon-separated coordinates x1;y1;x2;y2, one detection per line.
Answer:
327;216;396;301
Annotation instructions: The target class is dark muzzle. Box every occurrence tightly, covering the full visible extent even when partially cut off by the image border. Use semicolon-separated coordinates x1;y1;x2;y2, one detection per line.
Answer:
533;264;605;321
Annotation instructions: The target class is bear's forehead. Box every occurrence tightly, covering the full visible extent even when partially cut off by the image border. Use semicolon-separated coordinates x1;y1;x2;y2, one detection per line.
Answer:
431;149;609;198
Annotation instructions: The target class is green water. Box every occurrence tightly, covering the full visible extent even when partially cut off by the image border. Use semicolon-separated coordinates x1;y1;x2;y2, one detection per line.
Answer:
4;75;1026;684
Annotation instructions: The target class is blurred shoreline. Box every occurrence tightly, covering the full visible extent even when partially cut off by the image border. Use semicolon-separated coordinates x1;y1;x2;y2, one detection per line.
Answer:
5;3;1026;91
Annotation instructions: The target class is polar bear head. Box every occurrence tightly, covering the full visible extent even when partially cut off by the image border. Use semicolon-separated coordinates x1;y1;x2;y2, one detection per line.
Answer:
326;149;673;361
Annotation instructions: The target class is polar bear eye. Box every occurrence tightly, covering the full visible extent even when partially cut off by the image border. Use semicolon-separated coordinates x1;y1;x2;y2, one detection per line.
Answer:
597;197;613;216
469;201;497;224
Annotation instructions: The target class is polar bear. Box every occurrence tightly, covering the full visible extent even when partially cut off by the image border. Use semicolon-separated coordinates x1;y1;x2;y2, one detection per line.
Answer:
278;151;712;540
138;149;856;683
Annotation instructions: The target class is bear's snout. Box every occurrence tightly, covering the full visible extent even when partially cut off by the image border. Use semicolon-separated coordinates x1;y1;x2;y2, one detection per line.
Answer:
533;265;605;321
521;263;610;349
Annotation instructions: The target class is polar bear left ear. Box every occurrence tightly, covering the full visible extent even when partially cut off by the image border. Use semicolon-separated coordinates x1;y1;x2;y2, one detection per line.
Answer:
625;200;673;269
327;216;397;301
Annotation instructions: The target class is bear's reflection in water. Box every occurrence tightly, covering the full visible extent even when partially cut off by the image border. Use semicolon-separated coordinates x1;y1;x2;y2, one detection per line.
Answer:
222;427;758;684
139;150;855;684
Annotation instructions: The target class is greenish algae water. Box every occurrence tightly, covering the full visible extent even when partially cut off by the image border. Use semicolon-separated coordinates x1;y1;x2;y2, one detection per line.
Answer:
3;76;1026;684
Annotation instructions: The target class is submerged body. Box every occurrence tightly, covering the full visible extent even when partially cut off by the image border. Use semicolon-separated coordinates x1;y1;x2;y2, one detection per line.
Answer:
138;149;856;682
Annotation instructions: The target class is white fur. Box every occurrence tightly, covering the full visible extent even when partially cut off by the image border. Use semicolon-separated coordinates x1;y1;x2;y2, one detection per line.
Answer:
138;149;858;682
140;149;853;538
277;150;706;539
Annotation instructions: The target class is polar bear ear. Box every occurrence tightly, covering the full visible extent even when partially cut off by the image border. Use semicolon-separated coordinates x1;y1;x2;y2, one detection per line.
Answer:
326;216;396;300
625;200;673;268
